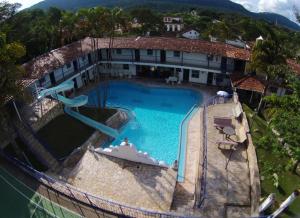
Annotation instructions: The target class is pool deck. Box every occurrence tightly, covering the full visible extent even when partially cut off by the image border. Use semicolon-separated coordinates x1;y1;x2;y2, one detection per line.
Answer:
171;108;203;214
66;150;178;212
200;103;251;217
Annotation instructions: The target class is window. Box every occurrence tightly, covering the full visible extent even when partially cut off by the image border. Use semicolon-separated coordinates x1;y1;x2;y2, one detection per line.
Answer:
66;63;71;68
191;70;200;78
123;64;129;70
173;51;180;57
147;49;153;56
116;49;122;54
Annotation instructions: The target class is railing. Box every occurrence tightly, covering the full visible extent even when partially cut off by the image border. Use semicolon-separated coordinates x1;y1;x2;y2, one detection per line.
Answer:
177;104;199;182
100;58;224;72
196;94;233;207
0;150;197;218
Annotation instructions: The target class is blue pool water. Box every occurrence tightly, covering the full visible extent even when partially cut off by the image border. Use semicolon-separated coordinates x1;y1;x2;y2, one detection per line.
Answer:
87;81;201;170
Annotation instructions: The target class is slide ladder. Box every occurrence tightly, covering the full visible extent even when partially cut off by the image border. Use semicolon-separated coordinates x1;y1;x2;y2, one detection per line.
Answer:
38;81;119;138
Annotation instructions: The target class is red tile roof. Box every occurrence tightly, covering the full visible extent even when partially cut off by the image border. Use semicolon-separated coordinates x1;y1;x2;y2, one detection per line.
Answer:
23;37;251;80
230;74;266;93
287;59;300;76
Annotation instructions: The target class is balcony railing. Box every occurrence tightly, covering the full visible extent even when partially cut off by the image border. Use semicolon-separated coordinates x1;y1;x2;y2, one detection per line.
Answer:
101;55;227;72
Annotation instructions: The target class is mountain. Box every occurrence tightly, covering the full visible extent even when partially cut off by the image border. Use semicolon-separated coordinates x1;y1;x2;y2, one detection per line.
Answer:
30;0;300;31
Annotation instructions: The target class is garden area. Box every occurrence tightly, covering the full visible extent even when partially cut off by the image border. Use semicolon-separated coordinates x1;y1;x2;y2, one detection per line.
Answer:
37;107;116;159
243;104;300;217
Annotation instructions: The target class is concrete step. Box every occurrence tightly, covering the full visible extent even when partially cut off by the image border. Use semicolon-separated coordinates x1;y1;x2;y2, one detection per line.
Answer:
15;122;60;171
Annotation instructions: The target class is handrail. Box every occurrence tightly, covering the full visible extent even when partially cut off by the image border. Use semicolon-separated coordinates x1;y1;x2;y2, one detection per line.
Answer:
177;103;199;182
0;150;198;218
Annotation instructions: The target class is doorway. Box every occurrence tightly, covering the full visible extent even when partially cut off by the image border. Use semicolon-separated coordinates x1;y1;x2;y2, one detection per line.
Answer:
183;69;190;82
135;49;140;62
160;50;166;63
207;72;214;85
49;72;56;85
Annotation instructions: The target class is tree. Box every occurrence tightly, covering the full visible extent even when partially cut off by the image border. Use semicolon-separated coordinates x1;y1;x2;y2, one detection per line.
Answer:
0;1;21;23
264;75;300;173
247;34;287;111
0;32;26;157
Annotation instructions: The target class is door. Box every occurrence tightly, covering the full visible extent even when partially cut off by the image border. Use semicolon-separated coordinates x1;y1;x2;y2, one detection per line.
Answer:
160;50;166;63
73;60;78;71
207;72;214;85
221;57;227;73
183;69;189;82
88;53;92;65
135;49;140;62
49;72;56;85
73;78;78;89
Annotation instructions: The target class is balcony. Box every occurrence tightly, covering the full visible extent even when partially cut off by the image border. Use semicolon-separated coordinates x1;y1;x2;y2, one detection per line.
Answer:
100;55;227;73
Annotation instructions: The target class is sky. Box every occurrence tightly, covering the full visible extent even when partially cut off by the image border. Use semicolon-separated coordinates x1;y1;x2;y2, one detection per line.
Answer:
6;0;300;23
231;0;300;22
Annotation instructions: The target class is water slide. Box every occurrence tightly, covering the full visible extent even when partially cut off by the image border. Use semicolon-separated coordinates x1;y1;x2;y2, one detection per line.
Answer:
37;81;119;138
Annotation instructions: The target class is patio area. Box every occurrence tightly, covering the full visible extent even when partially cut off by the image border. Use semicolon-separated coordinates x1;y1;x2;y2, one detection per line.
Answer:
64;150;177;212
200;102;252;217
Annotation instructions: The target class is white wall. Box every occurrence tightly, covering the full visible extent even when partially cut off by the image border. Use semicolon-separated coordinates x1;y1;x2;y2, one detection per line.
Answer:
189;69;208;84
140;49;160;62
111;49;133;60
182;30;200;39
99;63;136;76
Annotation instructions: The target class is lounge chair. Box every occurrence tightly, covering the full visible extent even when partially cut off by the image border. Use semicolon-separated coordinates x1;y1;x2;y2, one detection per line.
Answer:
213;116;234;129
236;125;248;143
232;103;243;119
166;76;178;84
217;140;238;150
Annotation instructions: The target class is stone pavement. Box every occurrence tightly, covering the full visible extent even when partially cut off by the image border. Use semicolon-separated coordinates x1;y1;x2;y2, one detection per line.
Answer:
66;150;177;212
171;108;203;214
200;103;251;218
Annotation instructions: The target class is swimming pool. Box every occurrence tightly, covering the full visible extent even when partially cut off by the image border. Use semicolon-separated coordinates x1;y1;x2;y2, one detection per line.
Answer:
87;81;202;179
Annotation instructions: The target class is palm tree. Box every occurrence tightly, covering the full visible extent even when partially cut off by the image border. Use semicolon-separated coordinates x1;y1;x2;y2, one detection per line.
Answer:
247;34;287;111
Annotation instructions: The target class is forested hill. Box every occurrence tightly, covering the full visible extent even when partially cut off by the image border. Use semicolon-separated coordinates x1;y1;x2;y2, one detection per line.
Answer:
30;0;300;31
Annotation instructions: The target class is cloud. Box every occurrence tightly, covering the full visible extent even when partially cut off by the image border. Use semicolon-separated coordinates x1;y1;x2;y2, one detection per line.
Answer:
231;0;300;22
7;0;42;9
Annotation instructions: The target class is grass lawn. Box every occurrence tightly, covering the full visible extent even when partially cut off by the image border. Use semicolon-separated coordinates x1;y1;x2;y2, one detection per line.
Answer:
37;107;116;159
243;104;300;217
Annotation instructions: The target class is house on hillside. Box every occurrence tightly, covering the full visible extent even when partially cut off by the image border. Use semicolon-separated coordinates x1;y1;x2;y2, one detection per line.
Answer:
180;28;200;40
163;17;184;32
225;39;247;49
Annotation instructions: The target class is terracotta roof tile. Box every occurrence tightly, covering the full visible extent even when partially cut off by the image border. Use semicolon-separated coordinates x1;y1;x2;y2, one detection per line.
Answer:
287;59;300;76
230;74;266;93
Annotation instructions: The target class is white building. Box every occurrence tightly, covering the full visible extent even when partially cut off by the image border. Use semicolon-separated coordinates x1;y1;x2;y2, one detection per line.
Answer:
163;17;184;32
23;37;250;97
181;29;200;40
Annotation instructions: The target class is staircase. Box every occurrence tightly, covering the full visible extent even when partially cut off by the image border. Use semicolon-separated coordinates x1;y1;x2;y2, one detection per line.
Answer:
14;121;60;171
171;184;196;214
140;168;177;211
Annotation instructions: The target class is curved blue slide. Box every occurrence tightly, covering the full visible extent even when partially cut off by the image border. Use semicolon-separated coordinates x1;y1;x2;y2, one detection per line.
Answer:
38;81;119;138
